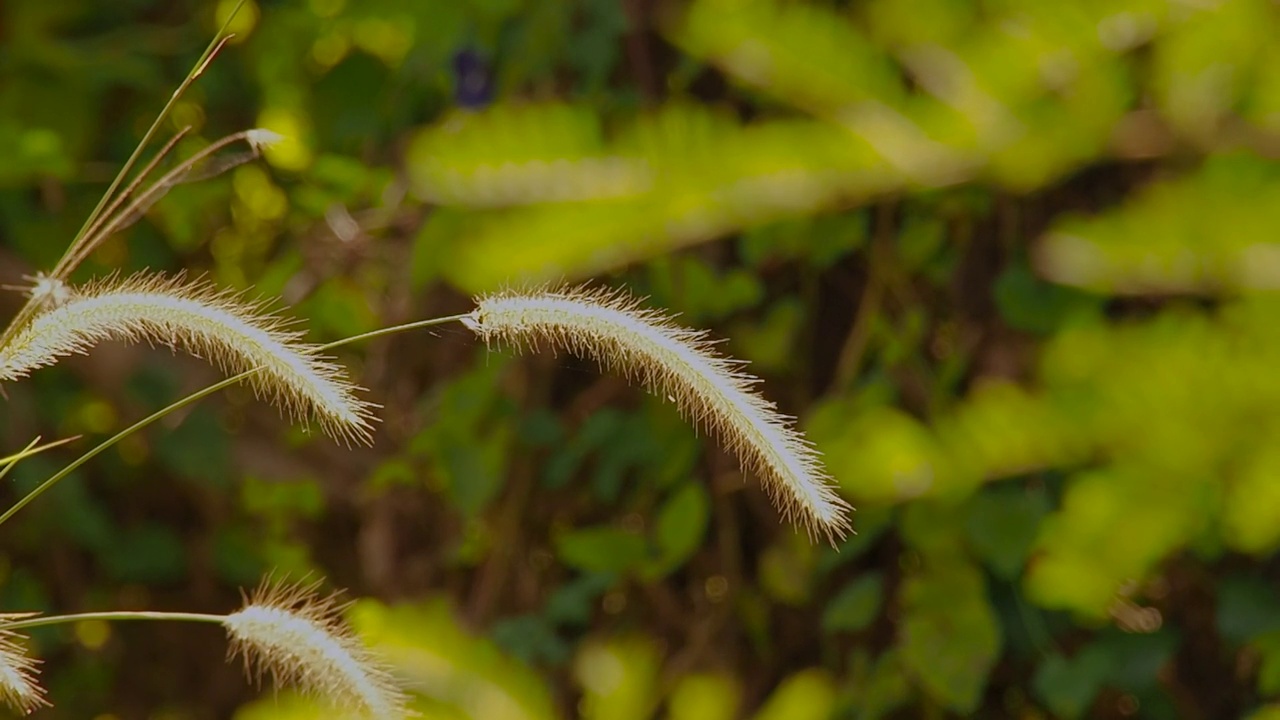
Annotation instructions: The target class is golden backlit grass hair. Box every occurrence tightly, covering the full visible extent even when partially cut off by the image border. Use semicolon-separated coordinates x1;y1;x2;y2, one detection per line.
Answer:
0;616;45;716
463;285;852;542
0;272;374;444
224;579;410;719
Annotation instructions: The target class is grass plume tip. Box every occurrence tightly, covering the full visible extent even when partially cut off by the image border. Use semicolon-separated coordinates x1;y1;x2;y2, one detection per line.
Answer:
463;285;852;542
0;272;375;444
223;579;410;719
0;615;48;715
246;128;286;151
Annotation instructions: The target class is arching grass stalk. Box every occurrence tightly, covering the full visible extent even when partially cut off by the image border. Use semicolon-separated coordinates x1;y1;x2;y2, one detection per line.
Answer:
0;313;470;528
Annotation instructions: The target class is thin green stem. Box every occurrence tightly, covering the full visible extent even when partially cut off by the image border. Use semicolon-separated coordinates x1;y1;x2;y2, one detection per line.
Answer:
0;436;79;483
2;611;226;632
0;438;41;478
0;371;255;527
0;311;469;527
320;313;471;350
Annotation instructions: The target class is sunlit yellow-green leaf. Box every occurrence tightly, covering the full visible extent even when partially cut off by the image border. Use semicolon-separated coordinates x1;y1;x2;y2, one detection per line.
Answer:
350;598;559;720
574;637;660;720
1039;156;1280;294
750;668;836;720
668;673;740;720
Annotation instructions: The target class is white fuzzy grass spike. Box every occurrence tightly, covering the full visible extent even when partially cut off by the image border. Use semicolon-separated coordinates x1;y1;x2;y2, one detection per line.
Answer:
0;615;47;715
223;580;409;720
464;286;852;542
0;272;374;444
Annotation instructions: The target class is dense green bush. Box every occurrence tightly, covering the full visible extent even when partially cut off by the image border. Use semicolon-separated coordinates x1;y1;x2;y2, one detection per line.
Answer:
6;0;1280;717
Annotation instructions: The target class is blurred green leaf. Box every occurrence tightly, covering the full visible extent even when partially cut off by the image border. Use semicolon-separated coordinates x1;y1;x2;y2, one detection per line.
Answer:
844;649;911;720
647;482;710;577
993;263;1098;335
212;526;265;587
1258;632;1280;696
412;355;514;518
900;559;1001;713
822;573;884;633
102;523;187;584
545;573;615;627
759;535;817;606
751;668;836;720
352;597;559;720
490;614;571;666
155;407;230;488
1094;628;1178;693
575;637;660;720
964;484;1050;579
555;525;648;574
1033;649;1111;720
669;673;739;720
1219;576;1280;645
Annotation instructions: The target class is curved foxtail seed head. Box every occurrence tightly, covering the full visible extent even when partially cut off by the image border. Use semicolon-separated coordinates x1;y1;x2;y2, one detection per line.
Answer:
223;579;410;720
0;615;48;715
0;272;375;444
463;286;853;543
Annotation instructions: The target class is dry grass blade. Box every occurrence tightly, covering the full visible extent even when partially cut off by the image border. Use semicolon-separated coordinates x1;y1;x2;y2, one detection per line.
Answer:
0;614;48;716
223;580;410;719
463;285;852;542
0;272;374;444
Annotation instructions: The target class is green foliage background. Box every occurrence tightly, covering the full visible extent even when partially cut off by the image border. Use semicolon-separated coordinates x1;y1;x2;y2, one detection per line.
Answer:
3;0;1280;717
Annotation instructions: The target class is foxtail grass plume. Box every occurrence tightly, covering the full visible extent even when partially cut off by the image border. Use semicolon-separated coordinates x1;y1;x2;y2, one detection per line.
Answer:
0;272;374;443
0;615;47;715
463;286;852;542
223;580;409;720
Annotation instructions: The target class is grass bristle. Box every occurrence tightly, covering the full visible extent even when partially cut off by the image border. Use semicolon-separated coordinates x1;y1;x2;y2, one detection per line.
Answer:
0;615;48;716
223;579;410;719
